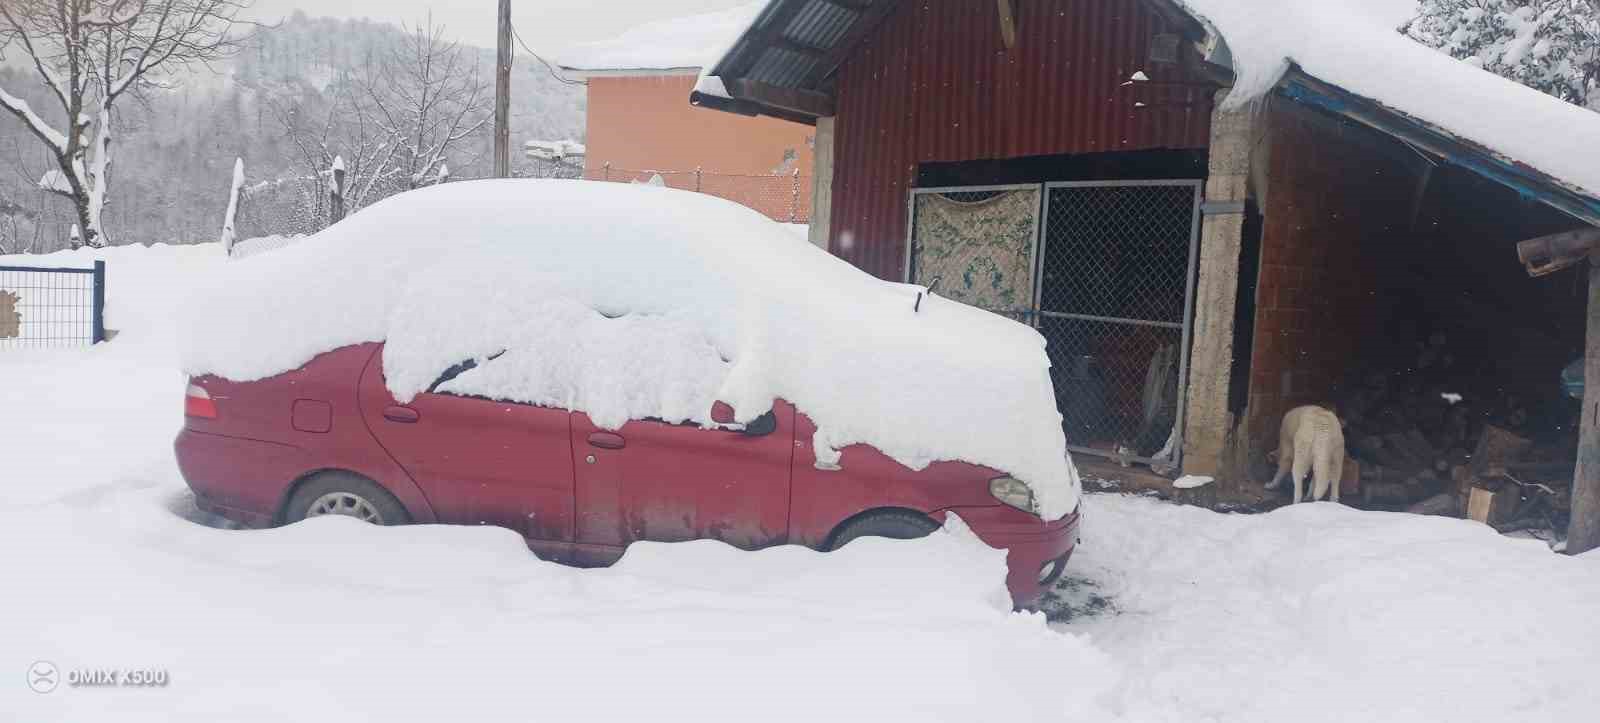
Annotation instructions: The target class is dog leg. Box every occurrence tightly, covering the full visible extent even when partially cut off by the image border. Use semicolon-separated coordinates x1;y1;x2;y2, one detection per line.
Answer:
1291;454;1309;504
1265;453;1290;490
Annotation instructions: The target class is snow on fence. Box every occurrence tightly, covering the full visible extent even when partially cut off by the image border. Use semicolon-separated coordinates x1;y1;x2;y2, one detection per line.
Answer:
230;234;304;260
583;166;812;224
0;260;105;348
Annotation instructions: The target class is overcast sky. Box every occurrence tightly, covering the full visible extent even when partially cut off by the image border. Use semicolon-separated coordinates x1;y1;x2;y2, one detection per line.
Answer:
245;0;751;56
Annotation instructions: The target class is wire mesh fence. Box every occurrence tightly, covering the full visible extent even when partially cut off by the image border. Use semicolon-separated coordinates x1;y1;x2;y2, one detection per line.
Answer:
583;166;812;224
1039;182;1201;463
0;261;106;348
906;180;1201;467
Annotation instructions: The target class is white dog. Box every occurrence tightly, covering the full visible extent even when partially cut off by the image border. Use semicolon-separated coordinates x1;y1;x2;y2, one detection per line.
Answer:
1263;405;1344;504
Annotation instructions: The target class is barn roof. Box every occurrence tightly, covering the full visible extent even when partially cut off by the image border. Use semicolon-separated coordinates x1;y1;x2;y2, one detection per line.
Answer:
690;0;1600;226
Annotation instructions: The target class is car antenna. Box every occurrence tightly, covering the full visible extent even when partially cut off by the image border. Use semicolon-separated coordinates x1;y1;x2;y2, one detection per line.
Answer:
914;276;941;313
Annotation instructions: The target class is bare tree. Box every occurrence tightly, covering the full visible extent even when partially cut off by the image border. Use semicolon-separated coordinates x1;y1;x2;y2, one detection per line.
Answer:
0;0;252;248
267;78;406;230
358;17;490;190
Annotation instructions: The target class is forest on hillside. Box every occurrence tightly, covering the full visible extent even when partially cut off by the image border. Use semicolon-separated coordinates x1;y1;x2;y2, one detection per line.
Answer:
0;11;585;253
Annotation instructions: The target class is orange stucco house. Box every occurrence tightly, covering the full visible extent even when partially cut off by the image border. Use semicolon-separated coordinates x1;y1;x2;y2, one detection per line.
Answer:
558;2;815;225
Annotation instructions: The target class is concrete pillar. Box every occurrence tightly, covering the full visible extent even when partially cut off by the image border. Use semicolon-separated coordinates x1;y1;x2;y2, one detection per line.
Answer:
808;116;835;250
1181;96;1260;480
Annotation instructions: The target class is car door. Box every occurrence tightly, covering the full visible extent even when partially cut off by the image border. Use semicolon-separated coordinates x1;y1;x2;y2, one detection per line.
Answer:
572;400;795;553
359;347;575;544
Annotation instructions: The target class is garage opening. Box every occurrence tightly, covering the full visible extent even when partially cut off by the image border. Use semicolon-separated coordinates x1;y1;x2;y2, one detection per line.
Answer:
1245;99;1586;536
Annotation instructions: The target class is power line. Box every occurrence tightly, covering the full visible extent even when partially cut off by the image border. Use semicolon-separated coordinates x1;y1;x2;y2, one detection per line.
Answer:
510;23;586;86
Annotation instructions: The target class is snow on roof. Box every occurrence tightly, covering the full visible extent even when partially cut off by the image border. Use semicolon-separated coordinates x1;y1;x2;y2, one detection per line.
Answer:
1178;0;1600;200
557;2;766;74
178;180;1080;519
698;0;1600;202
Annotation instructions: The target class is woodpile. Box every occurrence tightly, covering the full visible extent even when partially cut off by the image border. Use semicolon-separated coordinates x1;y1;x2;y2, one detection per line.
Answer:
1335;340;1574;534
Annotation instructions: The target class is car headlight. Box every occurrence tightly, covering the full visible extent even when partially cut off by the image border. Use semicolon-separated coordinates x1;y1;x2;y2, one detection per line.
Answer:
988;476;1036;514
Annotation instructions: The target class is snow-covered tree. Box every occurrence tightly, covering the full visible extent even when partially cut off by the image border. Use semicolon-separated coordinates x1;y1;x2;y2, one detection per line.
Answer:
1407;0;1600;110
356;17;491;191
0;0;252;247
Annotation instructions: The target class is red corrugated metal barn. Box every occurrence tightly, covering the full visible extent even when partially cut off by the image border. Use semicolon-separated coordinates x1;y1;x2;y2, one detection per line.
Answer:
691;0;1600;541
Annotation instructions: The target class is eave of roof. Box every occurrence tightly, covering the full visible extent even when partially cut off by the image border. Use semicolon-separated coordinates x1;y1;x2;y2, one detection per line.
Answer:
1277;68;1600;228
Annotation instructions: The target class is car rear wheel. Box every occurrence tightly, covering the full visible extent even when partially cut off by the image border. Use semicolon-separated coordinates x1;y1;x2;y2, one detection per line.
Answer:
284;472;410;526
827;510;939;551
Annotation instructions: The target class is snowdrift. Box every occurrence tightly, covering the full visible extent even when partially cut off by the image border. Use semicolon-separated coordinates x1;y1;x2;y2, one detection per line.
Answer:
178;180;1079;519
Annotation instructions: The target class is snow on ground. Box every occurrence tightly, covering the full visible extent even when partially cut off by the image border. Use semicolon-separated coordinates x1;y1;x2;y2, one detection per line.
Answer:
4;243;1600;721
1053;494;1600;722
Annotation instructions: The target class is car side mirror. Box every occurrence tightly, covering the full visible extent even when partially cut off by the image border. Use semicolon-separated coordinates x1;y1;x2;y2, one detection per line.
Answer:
710;401;777;437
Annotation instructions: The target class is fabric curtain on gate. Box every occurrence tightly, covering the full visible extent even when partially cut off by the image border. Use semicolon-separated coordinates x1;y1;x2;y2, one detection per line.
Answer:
911;189;1040;317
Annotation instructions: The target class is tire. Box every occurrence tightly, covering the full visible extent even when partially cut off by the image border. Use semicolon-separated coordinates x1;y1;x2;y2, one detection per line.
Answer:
283;471;410;526
827;510;940;551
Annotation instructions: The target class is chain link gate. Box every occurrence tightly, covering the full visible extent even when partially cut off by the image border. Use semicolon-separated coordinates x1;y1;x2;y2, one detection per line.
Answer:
908;179;1202;469
1040;181;1202;467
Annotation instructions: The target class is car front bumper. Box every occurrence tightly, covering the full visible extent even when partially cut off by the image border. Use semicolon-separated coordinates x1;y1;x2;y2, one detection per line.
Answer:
932;503;1081;608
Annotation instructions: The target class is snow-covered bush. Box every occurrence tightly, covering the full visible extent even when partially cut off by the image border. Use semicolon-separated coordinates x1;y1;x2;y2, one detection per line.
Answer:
1408;0;1600;110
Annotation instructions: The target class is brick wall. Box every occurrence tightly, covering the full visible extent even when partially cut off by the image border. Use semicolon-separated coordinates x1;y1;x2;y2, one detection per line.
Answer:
1243;100;1416;457
1237;99;1588;474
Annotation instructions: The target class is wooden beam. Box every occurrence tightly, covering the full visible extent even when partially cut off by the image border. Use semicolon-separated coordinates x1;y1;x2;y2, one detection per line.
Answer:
1139;0;1209;43
996;0;1017;50
1516;227;1600;277
1571;253;1600;555
724;78;836;118
803;0;902;87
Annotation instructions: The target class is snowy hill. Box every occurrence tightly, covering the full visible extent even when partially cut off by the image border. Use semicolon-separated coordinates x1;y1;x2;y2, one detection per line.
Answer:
0;12;585;252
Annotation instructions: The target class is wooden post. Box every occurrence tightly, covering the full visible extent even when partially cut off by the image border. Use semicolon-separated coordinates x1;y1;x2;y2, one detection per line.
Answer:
1570;254;1600;555
329;156;346;225
494;0;512;179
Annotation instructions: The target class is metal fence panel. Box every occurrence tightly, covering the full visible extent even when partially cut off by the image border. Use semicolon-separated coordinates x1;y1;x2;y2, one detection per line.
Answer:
1040;181;1202;466
902;179;1203;469
0;261;105;348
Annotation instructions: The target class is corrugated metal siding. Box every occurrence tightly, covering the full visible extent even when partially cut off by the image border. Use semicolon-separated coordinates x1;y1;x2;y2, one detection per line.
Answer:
830;0;1213;280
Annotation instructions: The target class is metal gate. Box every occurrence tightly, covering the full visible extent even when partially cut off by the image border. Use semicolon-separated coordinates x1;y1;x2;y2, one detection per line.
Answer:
908;180;1202;468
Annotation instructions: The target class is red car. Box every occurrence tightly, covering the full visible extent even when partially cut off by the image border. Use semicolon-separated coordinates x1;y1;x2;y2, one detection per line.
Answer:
176;341;1080;605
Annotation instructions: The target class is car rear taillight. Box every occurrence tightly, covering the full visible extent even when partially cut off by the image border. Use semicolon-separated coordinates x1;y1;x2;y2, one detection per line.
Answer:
185;383;218;419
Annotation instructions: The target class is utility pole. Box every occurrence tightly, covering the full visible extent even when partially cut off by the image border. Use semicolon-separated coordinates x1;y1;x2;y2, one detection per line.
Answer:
494;0;513;178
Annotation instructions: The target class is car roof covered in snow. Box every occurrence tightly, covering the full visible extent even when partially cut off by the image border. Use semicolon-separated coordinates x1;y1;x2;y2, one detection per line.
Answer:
556;2;766;75
179;180;1080;519
693;0;1600;218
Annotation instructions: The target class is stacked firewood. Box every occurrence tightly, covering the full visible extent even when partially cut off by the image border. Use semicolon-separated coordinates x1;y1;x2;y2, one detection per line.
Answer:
1334;335;1574;531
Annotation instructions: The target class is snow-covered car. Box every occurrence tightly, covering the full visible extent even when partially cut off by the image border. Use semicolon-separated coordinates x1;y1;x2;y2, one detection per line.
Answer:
175;180;1082;605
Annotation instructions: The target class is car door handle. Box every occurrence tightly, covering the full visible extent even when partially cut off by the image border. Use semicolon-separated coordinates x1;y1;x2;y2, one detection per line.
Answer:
587;431;625;450
383;405;420;423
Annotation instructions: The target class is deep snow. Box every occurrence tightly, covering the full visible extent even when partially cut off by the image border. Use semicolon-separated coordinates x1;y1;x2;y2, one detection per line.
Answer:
177;180;1080;519
4;243;1599;722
